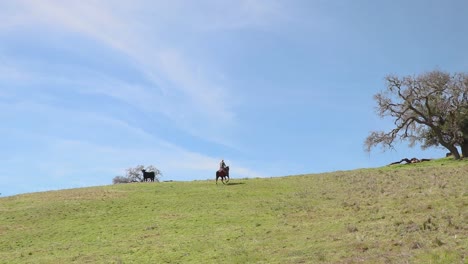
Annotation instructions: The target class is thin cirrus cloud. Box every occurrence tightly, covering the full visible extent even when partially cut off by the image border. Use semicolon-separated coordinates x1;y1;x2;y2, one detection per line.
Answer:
1;0;293;149
8;0;239;133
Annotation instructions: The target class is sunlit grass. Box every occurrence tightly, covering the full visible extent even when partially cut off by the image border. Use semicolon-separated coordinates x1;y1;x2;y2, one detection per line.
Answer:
0;158;467;263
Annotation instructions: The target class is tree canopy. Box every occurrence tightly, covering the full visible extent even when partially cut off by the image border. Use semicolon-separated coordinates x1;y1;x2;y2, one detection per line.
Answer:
365;70;468;159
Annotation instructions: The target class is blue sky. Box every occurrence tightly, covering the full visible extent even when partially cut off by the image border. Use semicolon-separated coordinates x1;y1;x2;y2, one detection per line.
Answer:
1;0;467;197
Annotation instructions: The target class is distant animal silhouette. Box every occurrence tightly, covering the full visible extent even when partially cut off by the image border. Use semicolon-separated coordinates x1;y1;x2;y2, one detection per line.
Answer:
216;166;229;184
141;169;155;182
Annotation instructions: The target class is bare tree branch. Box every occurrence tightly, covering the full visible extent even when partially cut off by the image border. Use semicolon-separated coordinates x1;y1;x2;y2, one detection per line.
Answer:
365;70;468;159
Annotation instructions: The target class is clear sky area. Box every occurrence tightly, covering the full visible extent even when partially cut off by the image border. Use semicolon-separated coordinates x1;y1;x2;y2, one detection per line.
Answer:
1;0;467;197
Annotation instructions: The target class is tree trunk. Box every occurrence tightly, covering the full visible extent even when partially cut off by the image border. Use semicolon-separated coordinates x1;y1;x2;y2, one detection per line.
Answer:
443;144;461;160
461;141;468;159
450;148;461;160
431;126;461;159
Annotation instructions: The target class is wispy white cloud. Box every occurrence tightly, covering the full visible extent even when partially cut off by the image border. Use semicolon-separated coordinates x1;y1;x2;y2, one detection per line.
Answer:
1;0;252;144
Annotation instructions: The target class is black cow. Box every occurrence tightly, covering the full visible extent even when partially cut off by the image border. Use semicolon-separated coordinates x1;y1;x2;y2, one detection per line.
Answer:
141;169;155;182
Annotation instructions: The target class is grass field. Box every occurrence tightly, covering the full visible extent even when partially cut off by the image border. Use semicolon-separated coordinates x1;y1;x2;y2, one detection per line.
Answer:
1;158;467;263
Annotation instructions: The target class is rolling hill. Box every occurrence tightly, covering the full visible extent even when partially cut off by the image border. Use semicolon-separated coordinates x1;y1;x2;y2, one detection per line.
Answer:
1;158;467;263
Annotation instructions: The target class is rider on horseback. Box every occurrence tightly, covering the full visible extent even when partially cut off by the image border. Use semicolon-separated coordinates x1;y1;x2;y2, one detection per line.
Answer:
219;159;227;172
216;159;229;184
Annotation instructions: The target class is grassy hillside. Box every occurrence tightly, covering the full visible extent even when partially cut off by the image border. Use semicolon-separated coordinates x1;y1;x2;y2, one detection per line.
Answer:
1;158;467;263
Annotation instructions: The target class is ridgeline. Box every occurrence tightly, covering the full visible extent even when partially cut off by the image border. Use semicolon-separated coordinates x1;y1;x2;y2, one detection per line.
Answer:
1;158;467;263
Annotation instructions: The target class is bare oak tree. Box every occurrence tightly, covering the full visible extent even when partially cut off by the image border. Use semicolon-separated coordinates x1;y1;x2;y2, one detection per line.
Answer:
365;70;468;159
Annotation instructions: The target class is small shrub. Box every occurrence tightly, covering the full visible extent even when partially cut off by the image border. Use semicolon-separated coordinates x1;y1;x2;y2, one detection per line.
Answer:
112;176;132;184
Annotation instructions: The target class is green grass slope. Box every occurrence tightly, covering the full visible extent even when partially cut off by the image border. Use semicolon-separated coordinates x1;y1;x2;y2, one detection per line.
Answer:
1;158;467;263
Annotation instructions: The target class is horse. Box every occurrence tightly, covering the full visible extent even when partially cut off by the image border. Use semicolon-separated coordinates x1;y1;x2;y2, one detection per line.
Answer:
216;166;229;184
